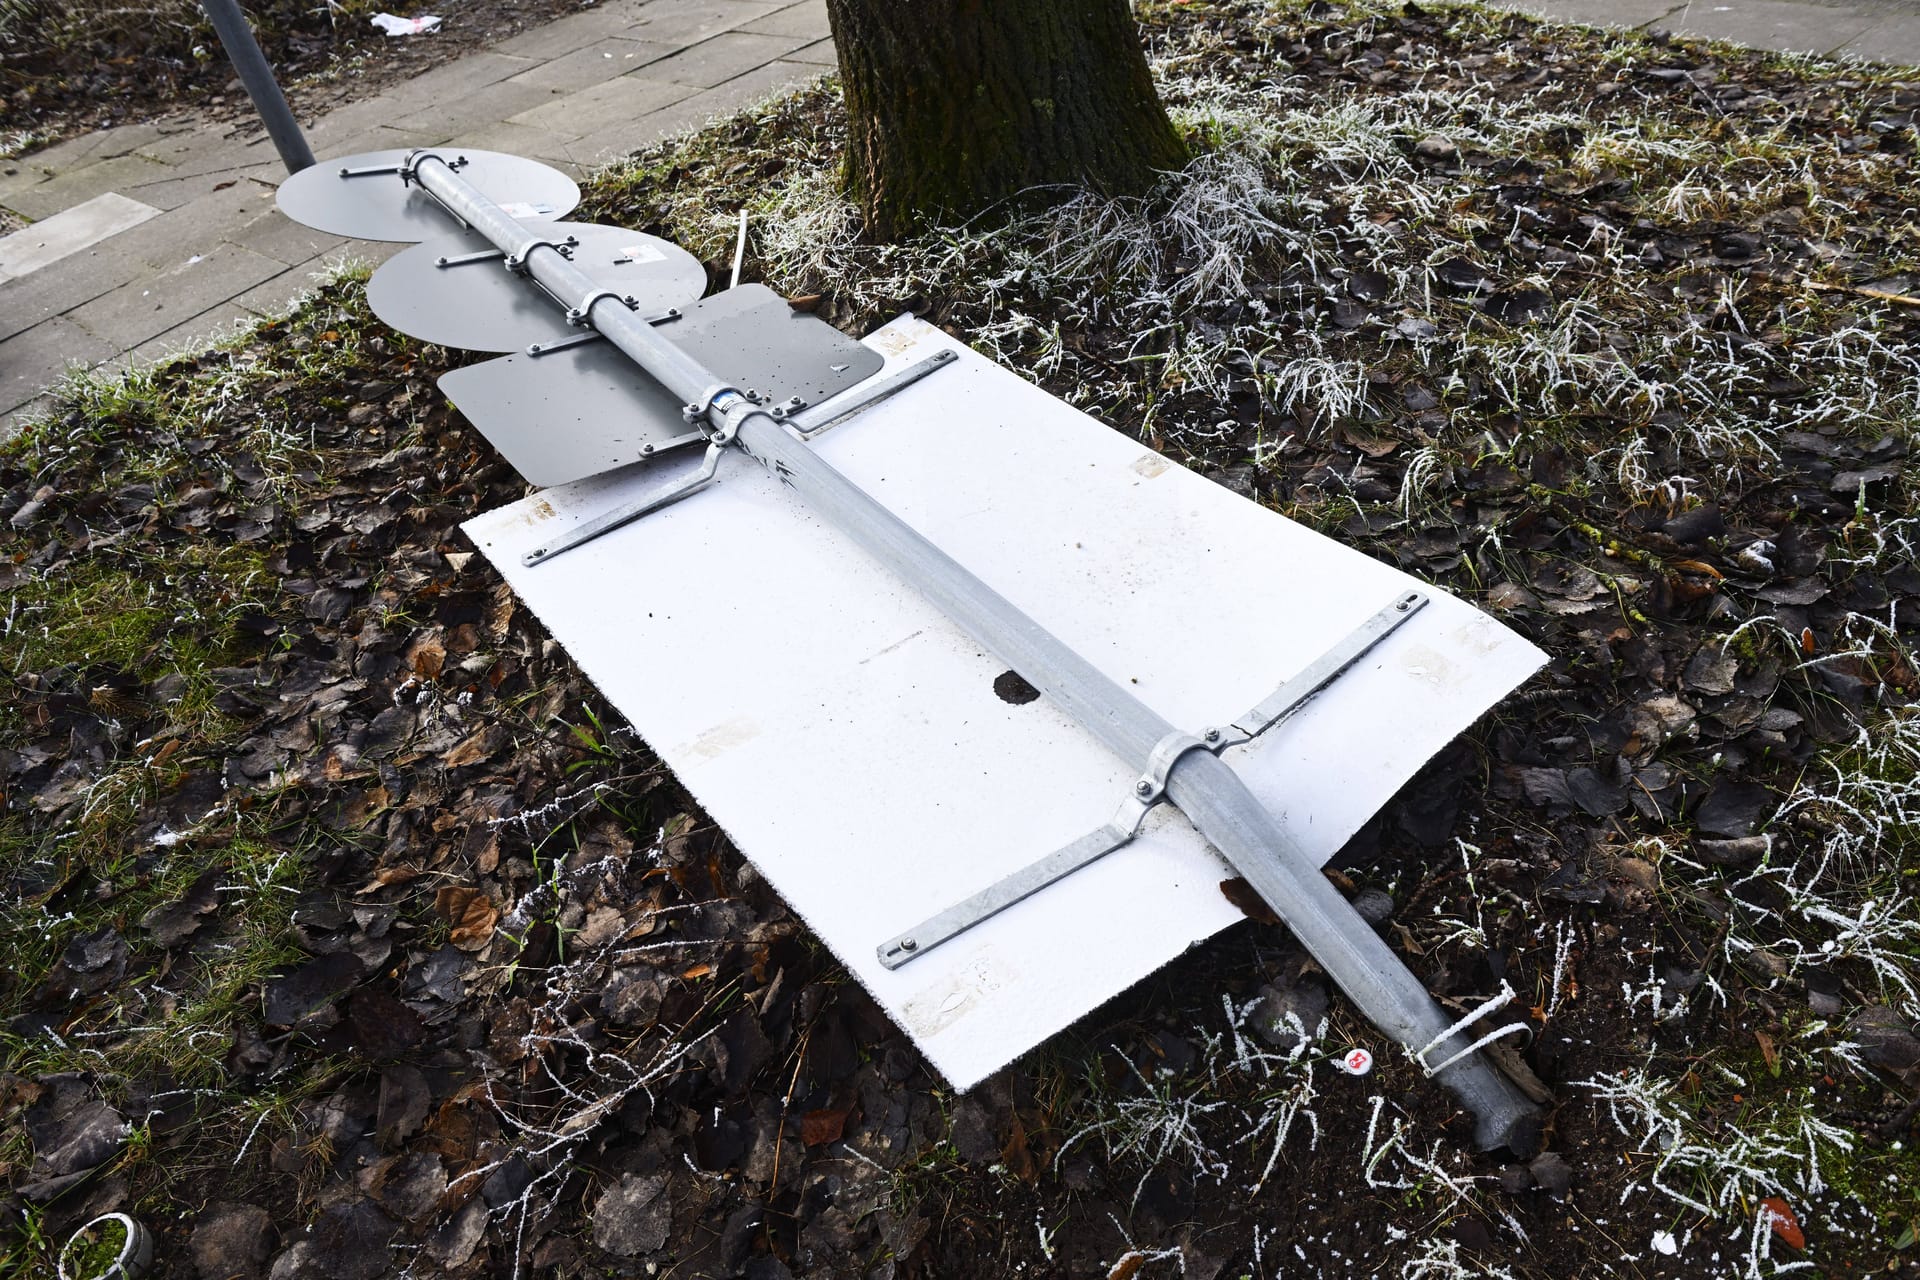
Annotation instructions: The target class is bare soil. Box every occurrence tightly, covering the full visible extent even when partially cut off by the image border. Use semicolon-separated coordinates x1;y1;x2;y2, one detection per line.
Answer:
0;0;589;156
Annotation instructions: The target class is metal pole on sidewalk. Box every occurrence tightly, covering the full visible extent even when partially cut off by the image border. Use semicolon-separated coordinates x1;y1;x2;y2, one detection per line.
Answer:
201;0;316;174
404;153;1541;1150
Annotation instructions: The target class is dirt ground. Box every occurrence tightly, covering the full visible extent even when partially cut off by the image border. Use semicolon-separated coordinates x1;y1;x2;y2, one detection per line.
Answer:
2;2;1918;1278
0;0;587;156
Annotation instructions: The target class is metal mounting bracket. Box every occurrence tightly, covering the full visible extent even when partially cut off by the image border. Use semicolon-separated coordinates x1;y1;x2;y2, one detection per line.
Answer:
522;438;732;568
876;590;1429;969
526;308;680;357
787;348;957;438
338;156;467;180
435;246;506;269
518;344;963;565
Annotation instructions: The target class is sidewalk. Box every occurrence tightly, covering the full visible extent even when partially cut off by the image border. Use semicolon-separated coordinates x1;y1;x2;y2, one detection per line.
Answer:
2;0;1917;430
0;0;833;428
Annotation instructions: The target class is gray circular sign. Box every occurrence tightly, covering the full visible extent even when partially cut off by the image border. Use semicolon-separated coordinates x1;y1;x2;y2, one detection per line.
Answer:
365;222;708;353
276;148;580;242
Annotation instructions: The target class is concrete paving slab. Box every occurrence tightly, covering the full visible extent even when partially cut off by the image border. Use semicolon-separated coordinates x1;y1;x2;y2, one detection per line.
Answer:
0;193;161;285
642;30;809;86
505;37;680;90
381;51;541;110
2;395;54;435
494;1;651;59
623;0;787;47
1660;0;1881;52
230;243;401;320
131;132;260;180
1841;15;1920;60
68;243;287;351
118;161;282;215
0;240;153;343
2;153;176;222
565;59;821;163
448;120;587;171
786;37;837;66
425;79;566;134
15;123;173;177
122;299;265;372
230;199;349;267
740;0;830;39
0;163;52;209
2;318;116;415
509;74;699;139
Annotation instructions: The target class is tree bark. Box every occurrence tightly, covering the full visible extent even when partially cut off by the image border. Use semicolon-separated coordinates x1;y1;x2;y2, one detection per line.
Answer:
824;0;1188;240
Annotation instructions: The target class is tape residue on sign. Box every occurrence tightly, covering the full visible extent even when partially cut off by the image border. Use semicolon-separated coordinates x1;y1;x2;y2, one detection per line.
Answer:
463;315;1546;1090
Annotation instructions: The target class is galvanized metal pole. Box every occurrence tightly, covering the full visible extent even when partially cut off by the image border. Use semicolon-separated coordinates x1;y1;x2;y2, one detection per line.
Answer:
408;154;1540;1149
202;0;315;174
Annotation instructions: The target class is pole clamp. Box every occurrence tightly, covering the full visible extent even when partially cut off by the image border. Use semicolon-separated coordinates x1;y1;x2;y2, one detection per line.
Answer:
508;235;580;273
394;149;468;185
682;384;745;436
564;287;635;325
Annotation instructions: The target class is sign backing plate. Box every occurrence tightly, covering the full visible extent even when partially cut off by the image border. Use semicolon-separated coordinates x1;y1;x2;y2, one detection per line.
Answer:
464;318;1546;1090
368;224;706;353
440;284;887;486
276;148;579;242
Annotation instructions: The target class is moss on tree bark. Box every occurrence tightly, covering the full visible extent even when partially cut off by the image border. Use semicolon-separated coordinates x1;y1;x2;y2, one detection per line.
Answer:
824;0;1188;240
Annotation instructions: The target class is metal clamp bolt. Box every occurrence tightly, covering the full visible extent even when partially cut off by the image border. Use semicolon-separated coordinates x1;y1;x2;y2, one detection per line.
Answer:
565;289;635;326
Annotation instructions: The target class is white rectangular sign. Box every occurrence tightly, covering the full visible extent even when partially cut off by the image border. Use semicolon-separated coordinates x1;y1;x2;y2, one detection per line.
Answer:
464;317;1545;1089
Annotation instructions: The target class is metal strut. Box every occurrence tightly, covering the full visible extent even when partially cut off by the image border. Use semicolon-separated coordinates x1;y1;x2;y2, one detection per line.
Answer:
381;152;1541;1151
876;591;1428;968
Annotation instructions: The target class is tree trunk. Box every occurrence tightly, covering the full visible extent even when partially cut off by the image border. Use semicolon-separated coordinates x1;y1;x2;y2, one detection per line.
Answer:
824;0;1188;240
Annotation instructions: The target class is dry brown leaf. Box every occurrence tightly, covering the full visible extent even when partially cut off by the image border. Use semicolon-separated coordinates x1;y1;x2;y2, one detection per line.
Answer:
1761;1197;1805;1250
443;726;505;769
435;886;498;950
1219;877;1280;925
799;1105;849;1146
409;636;446;679
357;864;421;895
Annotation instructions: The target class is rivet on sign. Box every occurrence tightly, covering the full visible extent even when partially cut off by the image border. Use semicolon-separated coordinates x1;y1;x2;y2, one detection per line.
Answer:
1338;1047;1374;1076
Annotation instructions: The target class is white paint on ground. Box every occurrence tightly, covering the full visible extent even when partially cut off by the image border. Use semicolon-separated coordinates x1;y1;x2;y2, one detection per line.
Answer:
464;316;1547;1089
0;192;160;284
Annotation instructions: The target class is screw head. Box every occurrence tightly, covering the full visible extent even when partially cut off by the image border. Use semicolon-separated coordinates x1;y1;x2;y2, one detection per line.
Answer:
1204;728;1221;743
899;938;917;952
1135;780;1153;796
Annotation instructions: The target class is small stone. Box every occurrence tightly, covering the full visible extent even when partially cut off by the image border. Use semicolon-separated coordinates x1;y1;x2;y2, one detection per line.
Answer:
191;1203;273;1280
591;1173;671;1257
1414;134;1458;161
1350;888;1394;924
1252;978;1329;1052
1528;1151;1573;1198
1497;1164;1534;1195
1847;1007;1920;1076
948;1096;999;1164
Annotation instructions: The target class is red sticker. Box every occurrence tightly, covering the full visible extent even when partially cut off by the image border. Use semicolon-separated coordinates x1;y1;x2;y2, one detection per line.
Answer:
1341;1048;1374;1076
